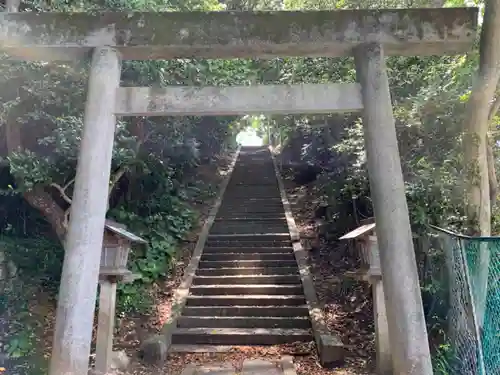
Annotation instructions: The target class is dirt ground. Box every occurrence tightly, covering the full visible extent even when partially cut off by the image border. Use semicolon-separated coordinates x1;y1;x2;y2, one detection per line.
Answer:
282;180;375;375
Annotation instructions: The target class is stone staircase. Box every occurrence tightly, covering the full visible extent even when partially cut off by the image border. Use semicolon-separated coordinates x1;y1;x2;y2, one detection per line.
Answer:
170;146;313;348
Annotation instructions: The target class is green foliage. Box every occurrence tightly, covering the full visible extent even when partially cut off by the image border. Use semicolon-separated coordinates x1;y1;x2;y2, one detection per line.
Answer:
108;162;200;314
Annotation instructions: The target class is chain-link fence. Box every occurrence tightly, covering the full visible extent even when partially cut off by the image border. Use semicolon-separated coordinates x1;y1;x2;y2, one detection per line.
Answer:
421;226;500;375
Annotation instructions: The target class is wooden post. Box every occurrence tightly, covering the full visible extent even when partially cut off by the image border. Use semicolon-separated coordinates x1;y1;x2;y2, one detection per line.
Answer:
5;0;20;12
49;47;121;375
95;280;118;374
372;279;391;375
354;43;433;374
367;236;392;375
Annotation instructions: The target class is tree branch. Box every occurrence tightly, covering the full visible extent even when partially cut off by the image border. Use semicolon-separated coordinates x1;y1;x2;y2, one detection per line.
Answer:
50;182;73;205
108;166;127;197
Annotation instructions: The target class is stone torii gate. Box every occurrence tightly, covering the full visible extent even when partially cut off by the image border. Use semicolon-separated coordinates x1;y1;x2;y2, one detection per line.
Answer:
0;8;477;375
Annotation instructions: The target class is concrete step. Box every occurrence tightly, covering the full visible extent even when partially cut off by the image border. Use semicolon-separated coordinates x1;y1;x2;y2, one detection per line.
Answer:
192;275;301;285
220;197;283;202
216;211;285;217
229;183;278;187
201;253;295;261
203;247;293;254
225;184;277;188
171;328;312;345
196;267;298;276
209;226;289;235
205;238;291;244
221;202;281;205
217;210;284;215
210;219;286;223
177;316;311;329
213;216;286;221
229;179;276;182
206;242;292;249
198;260;298;268
185;294;305;306
216;212;285;217
182;305;309;317
212;224;287;230
208;234;290;240
222;196;281;200
215;215;286;221
189;284;304;295
226;182;277;186
210;223;287;229
169;344;235;353
211;231;289;234
217;206;283;212
219;203;282;207
206;235;292;247
217;200;284;206
220;198;281;202
214;217;286;221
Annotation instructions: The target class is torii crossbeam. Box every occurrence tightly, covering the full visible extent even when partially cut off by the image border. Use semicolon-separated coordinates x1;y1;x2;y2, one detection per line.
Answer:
0;8;477;60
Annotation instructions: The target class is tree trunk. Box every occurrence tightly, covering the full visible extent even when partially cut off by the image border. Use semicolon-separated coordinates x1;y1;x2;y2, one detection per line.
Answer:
463;0;500;328
487;136;497;207
23;185;67;242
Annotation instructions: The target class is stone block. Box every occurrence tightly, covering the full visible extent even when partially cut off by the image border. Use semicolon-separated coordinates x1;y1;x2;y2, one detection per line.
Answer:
241;359;280;375
196;363;235;375
110;350;130;371
139;334;167;364
280;356;297;375
317;333;346;367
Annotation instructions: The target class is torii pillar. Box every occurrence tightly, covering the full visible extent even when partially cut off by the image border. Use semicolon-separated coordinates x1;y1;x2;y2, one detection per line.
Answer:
49;47;122;375
354;43;433;374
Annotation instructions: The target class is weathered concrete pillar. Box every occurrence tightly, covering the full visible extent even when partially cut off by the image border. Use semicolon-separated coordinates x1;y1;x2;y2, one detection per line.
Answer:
49;47;121;375
354;43;433;375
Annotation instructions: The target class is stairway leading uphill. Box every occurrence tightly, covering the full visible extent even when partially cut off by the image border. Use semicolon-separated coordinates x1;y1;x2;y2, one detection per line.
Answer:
170;146;313;348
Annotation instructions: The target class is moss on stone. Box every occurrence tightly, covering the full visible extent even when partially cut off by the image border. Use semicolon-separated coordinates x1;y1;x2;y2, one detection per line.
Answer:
0;8;479;60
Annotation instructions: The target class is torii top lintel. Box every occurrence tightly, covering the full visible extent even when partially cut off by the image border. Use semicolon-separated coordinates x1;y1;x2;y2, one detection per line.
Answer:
0;8;478;61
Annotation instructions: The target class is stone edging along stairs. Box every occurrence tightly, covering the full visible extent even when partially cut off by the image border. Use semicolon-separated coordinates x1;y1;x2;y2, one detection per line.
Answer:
141;146;344;366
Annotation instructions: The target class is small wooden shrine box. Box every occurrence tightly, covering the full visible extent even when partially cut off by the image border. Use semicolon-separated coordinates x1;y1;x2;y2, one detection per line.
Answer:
99;219;147;278
339;217;381;278
95;219;146;374
339;218;392;374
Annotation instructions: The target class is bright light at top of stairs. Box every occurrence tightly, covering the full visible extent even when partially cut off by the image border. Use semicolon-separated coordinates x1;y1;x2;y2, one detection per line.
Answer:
236;129;263;147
